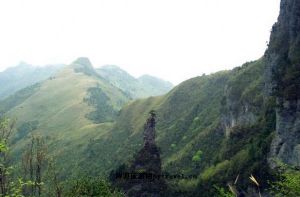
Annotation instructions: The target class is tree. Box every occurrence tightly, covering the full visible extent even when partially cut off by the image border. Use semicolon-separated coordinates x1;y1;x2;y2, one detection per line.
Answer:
0;115;32;197
44;157;64;197
0;116;15;195
21;135;47;196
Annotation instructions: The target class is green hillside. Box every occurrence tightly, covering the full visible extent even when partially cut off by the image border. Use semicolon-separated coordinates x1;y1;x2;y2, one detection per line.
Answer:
0;58;174;181
97;65;173;98
0;57;131;177
138;74;174;97
0;58;277;196
76;58;278;195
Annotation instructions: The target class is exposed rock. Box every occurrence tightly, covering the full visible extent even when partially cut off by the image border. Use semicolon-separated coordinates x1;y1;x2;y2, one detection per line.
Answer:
114;111;167;196
265;0;300;167
221;63;264;137
222;93;259;137
143;111;156;146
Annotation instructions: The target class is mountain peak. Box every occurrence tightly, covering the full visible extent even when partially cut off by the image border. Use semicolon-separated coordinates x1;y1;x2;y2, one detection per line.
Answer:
71;57;98;76
72;57;92;67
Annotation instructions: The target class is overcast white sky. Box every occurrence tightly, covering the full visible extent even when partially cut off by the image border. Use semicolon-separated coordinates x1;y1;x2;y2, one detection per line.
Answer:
0;0;280;84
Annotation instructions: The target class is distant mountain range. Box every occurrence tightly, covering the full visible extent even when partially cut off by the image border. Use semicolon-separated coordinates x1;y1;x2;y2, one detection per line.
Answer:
0;61;173;101
0;62;64;100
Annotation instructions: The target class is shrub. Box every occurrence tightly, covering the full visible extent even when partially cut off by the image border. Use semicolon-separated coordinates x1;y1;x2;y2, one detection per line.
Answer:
270;171;300;197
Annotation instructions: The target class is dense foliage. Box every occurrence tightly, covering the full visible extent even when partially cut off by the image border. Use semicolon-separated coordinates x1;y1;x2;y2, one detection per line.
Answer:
270;170;300;196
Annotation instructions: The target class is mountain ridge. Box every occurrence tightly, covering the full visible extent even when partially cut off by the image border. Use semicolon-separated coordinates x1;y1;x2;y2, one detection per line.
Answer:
96;65;173;98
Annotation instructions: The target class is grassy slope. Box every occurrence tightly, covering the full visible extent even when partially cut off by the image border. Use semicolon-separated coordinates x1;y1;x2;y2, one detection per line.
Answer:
79;69;230;177
96;65;148;99
137;74;174;97
2;63;130;177
108;70;230;171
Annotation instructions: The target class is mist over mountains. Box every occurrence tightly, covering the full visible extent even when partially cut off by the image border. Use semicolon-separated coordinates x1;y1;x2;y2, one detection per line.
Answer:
0;59;173;101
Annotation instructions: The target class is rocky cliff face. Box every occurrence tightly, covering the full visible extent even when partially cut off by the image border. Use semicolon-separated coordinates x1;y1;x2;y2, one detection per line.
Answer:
222;84;259;137
221;61;265;137
265;0;300;167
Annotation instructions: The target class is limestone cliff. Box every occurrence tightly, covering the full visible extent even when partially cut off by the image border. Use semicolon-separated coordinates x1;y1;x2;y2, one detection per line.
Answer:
221;60;265;137
265;0;300;167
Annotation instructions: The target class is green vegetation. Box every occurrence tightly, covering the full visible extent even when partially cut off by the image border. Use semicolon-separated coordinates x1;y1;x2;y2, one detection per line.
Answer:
192;150;202;162
0;116;125;197
95;59;280;196
170;143;176;149
84;87;118;123
0;57;296;196
0;57;288;196
0;83;41;113
13;120;39;143
66;177;124;197
214;185;235;197
0;0;299;195
270;169;300;197
138;75;173;97
0;59;130;179
0;116;33;196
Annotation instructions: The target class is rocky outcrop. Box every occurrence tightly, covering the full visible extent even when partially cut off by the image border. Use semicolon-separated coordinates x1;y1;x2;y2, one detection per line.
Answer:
125;145;166;197
222;86;260;137
143;111;156;146
114;111;167;197
265;0;300;167
269;100;300;167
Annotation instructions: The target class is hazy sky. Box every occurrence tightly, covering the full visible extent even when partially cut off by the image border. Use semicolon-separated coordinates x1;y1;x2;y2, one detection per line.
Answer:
0;0;280;84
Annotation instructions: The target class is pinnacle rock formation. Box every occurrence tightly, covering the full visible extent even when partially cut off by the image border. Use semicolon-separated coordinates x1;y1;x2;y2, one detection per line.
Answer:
114;111;167;197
